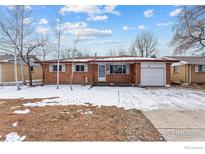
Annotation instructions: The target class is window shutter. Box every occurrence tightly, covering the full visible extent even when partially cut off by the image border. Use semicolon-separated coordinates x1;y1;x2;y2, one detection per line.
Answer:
106;64;110;74
84;64;88;72
72;64;75;72
126;64;130;74
195;65;199;72
62;64;65;72
49;64;53;72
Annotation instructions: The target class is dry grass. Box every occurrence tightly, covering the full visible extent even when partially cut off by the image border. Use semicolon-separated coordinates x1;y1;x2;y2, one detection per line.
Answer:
0;98;165;141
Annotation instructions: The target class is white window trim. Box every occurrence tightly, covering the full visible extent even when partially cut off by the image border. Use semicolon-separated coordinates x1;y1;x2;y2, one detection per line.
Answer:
52;64;64;72
74;63;88;72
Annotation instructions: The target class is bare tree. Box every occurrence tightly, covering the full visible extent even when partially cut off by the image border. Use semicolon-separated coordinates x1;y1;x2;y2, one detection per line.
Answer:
38;35;53;86
56;15;62;89
130;31;158;57
60;48;72;59
107;49;117;56
14;6;21;90
0;5;47;86
0;6;20;90
170;6;205;55
117;48;128;56
70;37;80;90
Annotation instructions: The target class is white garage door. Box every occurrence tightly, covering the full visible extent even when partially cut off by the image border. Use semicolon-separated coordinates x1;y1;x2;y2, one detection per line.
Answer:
141;63;165;86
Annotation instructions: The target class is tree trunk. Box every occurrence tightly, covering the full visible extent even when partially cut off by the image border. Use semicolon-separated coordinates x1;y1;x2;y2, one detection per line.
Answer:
14;53;21;90
14;6;20;90
27;63;33;86
20;59;26;85
42;54;46;86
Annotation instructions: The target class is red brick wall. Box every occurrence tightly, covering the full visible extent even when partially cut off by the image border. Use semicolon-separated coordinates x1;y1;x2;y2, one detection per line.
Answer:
44;63;171;85
106;74;131;83
44;63;94;84
166;63;171;84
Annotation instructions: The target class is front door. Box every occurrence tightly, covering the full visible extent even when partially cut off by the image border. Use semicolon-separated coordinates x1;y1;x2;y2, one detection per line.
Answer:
98;65;106;81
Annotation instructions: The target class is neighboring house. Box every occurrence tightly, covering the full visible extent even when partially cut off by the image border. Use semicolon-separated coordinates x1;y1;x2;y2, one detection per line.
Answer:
165;56;205;84
0;54;42;85
38;56;178;86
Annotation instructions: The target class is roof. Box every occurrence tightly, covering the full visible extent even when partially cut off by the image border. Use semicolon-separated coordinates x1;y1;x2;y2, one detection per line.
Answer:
0;54;14;61
165;56;205;65
38;56;178;64
0;54;40;63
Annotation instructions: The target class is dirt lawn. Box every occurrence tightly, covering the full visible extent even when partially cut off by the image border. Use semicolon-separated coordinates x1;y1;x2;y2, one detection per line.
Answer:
0;98;164;141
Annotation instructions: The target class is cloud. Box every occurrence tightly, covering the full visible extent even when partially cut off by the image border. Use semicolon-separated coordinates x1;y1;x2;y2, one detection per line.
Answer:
39;18;48;25
157;22;174;26
60;21;112;40
144;9;154;18
87;15;108;21
59;5;100;15
36;27;50;34
137;25;146;30
122;25;134;31
59;5;120;22
23;18;32;25
73;28;112;39
169;8;183;16
103;5;121;16
61;22;87;30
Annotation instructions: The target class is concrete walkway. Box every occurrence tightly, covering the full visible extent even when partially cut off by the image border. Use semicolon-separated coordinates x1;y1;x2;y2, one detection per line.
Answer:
144;109;205;141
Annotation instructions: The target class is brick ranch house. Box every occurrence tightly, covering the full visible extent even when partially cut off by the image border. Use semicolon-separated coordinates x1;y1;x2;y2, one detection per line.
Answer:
38;56;178;86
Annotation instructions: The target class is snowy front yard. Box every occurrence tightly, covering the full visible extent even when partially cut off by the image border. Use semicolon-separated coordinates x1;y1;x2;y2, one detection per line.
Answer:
0;85;205;111
1;85;205;141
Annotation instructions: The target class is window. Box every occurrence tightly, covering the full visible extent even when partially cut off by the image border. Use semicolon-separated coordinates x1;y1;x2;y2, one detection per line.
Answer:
30;66;34;72
110;65;126;74
75;64;85;72
53;64;62;72
198;65;205;72
173;66;179;73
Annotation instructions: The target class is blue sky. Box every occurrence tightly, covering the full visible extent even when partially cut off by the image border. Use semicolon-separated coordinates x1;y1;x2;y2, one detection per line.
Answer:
1;5;184;57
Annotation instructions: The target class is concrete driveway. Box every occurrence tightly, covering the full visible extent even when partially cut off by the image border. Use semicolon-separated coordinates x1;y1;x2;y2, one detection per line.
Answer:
142;86;205;142
144;109;205;141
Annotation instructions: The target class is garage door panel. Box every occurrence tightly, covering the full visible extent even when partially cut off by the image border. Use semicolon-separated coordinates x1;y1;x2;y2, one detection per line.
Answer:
141;68;165;86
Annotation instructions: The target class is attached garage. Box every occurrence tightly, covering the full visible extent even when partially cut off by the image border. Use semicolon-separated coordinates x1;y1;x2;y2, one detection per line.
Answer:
141;62;166;86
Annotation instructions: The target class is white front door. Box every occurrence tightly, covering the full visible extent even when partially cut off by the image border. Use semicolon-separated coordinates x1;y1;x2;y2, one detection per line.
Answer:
0;64;2;84
98;65;106;81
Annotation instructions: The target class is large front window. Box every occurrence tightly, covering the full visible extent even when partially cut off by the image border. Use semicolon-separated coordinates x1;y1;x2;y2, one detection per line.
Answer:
110;65;126;74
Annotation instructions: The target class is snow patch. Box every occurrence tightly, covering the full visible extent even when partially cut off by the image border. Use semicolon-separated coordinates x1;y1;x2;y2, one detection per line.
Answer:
81;111;93;115
77;109;93;115
5;132;26;142
13;109;30;114
12;122;18;127
10;106;21;109
1;85;205;111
